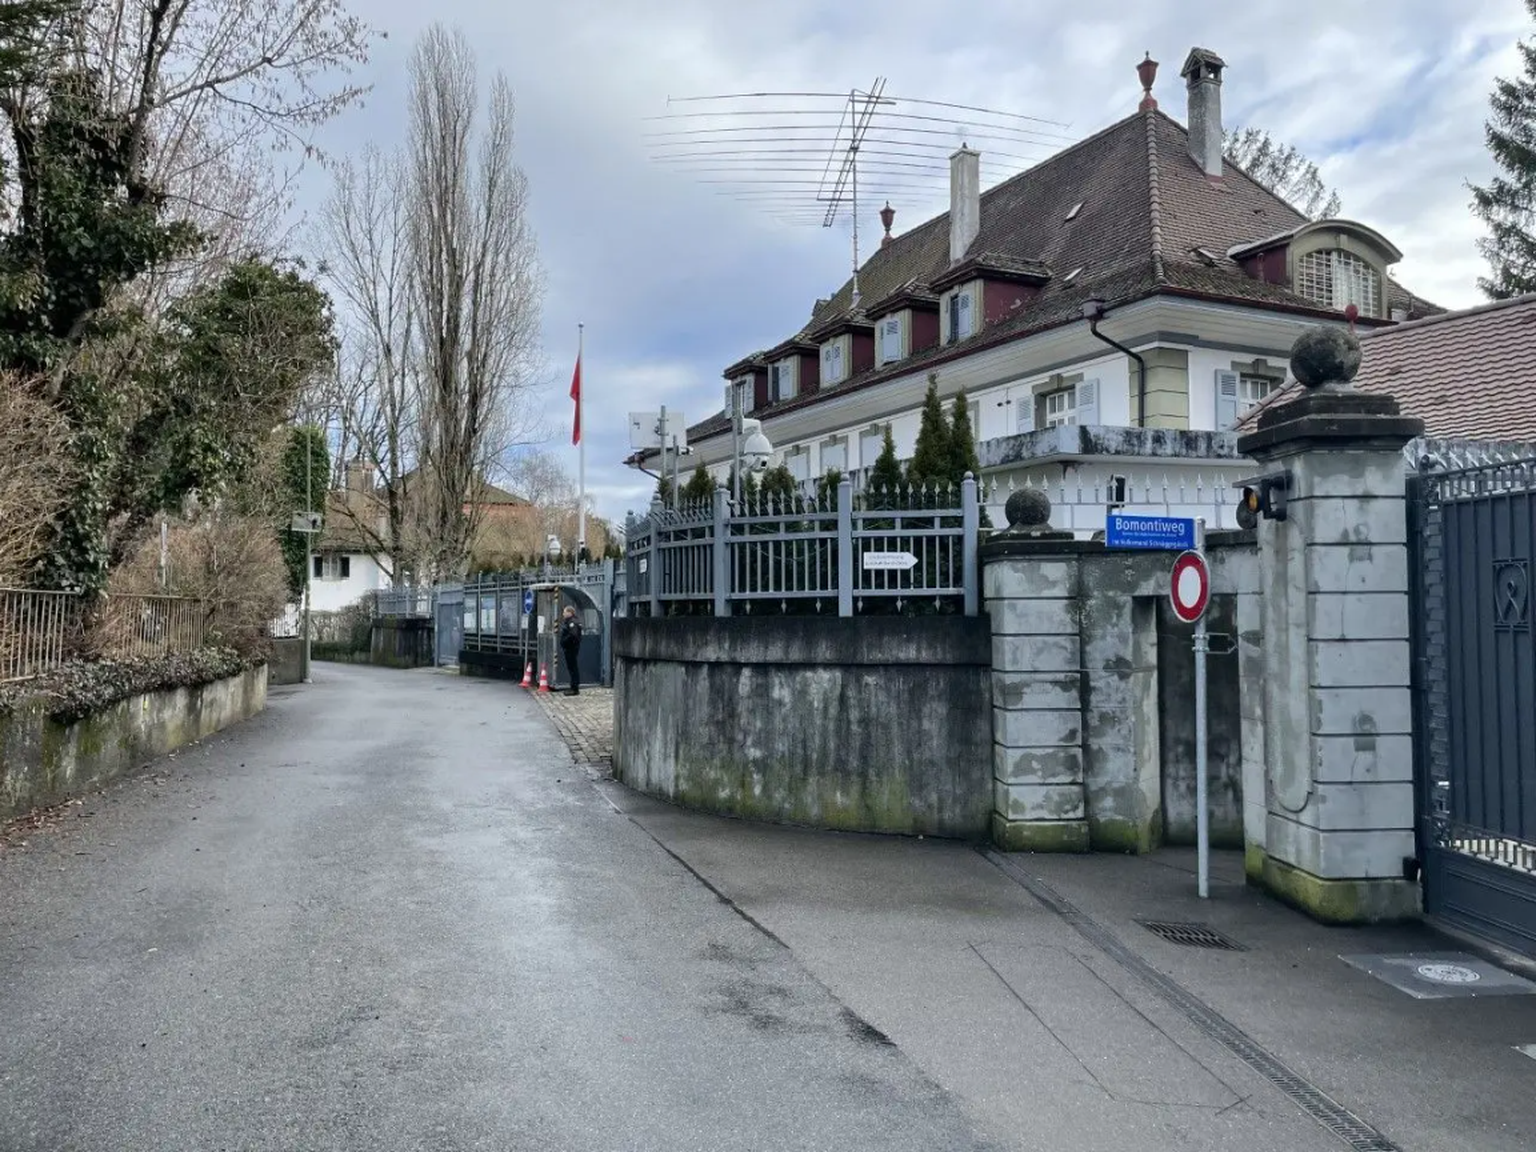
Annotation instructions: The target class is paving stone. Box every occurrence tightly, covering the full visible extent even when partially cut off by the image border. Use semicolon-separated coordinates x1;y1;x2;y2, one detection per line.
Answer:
532;687;614;776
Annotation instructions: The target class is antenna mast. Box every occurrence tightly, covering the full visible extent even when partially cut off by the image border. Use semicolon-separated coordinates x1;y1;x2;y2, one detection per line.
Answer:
645;86;1075;295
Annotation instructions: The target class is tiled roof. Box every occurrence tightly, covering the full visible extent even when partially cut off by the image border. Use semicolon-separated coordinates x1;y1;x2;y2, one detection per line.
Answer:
1232;294;1536;439
690;104;1439;448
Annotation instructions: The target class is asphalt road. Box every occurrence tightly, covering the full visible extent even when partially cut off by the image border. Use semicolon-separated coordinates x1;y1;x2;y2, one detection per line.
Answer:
0;665;998;1152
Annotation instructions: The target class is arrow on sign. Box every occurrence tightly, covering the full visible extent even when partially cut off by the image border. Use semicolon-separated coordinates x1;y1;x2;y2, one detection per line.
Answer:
863;551;918;571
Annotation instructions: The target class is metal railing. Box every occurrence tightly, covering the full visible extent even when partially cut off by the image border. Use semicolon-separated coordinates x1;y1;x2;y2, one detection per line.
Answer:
0;589;77;682
625;475;979;617
1;589;212;682
90;593;210;660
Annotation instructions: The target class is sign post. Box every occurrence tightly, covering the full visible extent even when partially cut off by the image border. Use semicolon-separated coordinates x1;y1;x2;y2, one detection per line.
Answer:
1169;528;1212;899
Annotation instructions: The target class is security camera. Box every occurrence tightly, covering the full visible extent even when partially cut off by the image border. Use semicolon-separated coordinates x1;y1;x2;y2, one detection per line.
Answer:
749;458;769;473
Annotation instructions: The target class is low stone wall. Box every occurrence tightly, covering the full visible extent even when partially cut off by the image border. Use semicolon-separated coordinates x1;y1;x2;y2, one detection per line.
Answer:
0;665;268;821
370;618;434;669
268;637;304;685
613;616;992;839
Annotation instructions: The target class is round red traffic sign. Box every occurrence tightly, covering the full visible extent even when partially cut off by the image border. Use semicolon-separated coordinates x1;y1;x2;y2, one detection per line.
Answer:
1170;550;1210;624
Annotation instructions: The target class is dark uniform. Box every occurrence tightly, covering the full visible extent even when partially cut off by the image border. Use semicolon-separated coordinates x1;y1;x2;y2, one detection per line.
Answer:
559;612;584;695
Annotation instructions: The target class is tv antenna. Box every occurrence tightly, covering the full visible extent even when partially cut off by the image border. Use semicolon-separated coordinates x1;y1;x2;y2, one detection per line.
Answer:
646;83;1074;308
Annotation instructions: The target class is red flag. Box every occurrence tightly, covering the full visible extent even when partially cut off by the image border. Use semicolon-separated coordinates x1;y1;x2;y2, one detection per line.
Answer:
569;353;582;445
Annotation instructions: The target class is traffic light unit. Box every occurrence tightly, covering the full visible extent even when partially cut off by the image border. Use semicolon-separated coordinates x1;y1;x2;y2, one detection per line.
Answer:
1235;471;1291;527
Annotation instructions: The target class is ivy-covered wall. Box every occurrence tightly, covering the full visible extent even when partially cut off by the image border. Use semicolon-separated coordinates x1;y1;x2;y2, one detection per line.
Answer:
0;661;268;822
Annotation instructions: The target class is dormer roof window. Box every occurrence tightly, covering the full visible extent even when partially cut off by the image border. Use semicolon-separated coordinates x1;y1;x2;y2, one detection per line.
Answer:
1295;249;1381;318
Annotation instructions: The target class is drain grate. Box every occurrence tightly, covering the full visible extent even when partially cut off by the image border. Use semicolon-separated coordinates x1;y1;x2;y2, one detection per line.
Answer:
1137;919;1246;951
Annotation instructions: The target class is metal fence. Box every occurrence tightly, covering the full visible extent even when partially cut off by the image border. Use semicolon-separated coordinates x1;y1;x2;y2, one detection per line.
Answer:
625;475;979;617
0;588;212;682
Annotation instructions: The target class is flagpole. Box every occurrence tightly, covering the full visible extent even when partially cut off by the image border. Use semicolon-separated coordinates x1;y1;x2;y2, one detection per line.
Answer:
577;323;586;559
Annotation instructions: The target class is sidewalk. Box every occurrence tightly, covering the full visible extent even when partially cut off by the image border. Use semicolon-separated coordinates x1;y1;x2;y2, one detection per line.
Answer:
533;684;613;775
591;782;1536;1152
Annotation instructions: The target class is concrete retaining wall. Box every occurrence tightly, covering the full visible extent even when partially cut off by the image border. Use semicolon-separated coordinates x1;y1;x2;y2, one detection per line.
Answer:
0;665;268;821
613;616;992;839
268;638;304;685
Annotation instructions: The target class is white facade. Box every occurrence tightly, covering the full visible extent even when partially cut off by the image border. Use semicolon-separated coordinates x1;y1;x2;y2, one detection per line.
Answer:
700;294;1347;534
307;551;392;613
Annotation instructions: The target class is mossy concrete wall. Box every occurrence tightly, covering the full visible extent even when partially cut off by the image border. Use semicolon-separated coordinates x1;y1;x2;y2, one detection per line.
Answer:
613;617;992;839
0;665;268;821
269;638;304;685
982;532;1258;854
370;618;434;669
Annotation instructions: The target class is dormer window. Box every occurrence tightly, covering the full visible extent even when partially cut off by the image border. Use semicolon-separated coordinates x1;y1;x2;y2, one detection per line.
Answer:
946;289;974;344
770;359;797;402
821;339;846;386
1296;249;1381;317
879;316;903;364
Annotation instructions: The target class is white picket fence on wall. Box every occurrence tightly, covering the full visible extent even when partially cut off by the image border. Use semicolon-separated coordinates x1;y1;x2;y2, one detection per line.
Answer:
977;469;1246;536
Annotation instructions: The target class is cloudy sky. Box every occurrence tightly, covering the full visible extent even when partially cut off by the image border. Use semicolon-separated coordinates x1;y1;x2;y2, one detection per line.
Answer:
293;0;1531;527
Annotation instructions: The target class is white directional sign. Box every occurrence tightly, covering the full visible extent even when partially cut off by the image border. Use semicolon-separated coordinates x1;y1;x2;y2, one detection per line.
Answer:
289;512;322;535
863;551;918;571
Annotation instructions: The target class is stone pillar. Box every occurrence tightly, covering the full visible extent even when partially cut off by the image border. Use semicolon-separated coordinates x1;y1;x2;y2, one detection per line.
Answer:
1236;326;1424;922
982;489;1089;852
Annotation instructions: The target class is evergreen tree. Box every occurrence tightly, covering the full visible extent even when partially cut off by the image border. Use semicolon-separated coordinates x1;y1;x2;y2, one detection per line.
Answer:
1471;1;1536;299
815;468;845;506
279;426;330;600
906;374;952;489
868;426;905;499
680;463;715;505
947;391;981;484
948;391;991;528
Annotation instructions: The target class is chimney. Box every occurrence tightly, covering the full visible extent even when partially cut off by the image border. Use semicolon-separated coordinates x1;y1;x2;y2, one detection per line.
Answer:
345;458;376;494
949;145;980;264
1180;48;1226;179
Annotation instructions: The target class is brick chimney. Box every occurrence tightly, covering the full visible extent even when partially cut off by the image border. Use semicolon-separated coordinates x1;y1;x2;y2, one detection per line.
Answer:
1180;48;1226;179
949;146;980;264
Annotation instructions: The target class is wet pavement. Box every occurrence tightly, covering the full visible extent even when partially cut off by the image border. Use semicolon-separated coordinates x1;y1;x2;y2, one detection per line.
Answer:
7;663;1536;1151
0;665;995;1152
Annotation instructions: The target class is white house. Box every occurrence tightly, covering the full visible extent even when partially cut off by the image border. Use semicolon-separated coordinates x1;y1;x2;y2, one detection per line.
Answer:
636;47;1441;536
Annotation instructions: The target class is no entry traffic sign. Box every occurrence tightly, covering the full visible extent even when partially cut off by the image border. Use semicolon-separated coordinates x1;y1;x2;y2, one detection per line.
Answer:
1170;550;1210;624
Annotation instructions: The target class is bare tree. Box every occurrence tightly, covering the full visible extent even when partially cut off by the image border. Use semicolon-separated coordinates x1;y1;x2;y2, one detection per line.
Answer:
505;450;580;555
1223;127;1342;220
316;144;421;583
7;0;380;302
406;25;543;581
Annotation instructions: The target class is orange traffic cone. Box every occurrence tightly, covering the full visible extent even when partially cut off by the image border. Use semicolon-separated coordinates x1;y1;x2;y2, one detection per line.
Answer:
537;664;551;693
519;661;533;689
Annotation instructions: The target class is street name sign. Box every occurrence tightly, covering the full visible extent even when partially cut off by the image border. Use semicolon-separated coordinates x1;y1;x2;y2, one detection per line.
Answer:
1105;512;1196;551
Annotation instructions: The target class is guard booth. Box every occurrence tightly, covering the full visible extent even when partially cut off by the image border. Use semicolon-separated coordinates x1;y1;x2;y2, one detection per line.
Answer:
528;583;607;689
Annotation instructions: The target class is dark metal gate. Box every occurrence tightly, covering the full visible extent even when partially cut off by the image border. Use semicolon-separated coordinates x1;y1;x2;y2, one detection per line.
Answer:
434;584;464;667
1411;454;1536;958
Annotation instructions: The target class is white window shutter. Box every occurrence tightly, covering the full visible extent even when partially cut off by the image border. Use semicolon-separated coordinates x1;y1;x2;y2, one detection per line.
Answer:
723;383;734;417
1215;370;1240;428
1076;378;1100;424
1017;395;1035;434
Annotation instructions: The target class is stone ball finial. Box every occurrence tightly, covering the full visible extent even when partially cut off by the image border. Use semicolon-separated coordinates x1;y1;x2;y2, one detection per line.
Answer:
1290;325;1363;390
1005;487;1052;531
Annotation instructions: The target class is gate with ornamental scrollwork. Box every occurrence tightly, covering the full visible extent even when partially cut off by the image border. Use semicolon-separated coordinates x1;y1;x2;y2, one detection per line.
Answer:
1410;451;1536;958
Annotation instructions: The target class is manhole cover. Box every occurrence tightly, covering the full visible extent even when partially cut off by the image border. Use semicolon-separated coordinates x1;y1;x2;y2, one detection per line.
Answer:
1416;962;1481;984
1341;952;1536;1000
1136;920;1246;951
